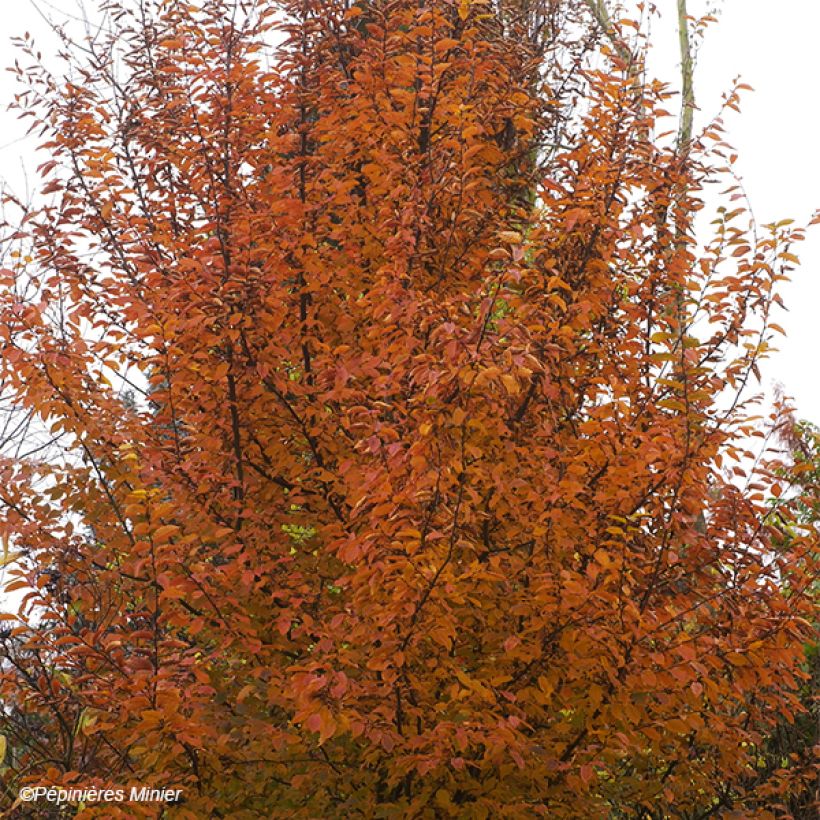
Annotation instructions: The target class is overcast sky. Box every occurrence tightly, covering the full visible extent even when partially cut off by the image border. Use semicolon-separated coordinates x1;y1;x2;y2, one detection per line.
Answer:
1;0;818;425
666;0;820;427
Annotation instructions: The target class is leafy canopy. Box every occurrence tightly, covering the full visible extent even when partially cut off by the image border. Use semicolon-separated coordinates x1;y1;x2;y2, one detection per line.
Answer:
0;1;816;817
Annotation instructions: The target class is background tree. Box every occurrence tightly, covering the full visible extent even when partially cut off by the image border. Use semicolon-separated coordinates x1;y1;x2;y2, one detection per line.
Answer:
743;415;819;820
0;1;816;817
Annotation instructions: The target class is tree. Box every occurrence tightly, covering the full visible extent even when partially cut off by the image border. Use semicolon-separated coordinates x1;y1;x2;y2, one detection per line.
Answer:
746;415;819;820
0;1;816;817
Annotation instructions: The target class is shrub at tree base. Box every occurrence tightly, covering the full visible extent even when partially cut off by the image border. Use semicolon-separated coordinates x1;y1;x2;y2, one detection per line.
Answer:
0;1;816;817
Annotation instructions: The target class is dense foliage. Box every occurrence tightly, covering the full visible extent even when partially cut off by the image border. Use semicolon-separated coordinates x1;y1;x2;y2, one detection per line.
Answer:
0;1;816;817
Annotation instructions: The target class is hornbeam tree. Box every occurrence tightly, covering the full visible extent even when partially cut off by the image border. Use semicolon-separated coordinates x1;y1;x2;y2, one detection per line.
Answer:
0;1;816;817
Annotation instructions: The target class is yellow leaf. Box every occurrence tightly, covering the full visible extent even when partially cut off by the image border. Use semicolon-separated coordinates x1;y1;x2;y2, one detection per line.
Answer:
501;373;519;395
1;535;22;568
153;524;180;543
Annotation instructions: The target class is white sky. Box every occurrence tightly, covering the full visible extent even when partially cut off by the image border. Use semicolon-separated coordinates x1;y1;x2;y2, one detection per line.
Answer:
0;0;818;424
656;0;820;427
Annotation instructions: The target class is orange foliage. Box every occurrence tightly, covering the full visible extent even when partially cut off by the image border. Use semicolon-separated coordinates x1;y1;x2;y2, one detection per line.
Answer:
0;1;815;817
